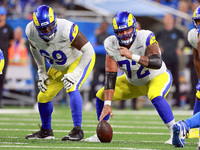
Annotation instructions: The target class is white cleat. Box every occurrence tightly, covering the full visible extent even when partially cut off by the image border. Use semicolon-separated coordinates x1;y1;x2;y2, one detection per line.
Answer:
84;102;93;112
164;137;172;144
84;134;100;142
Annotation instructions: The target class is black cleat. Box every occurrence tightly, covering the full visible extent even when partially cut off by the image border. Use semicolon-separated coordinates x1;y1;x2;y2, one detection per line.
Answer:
62;125;84;141
25;126;55;139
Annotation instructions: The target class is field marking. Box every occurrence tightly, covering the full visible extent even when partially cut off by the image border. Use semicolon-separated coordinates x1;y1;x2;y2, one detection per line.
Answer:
0;117;167;124
0;109;38;114
0;122;167;129
113;110;193;116
0;128;170;135
0;142;28;144
0;138;198;144
0;109;193;116
0;145;158;150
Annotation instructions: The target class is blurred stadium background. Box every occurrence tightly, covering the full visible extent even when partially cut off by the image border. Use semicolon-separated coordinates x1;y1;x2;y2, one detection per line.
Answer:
1;0;200;149
0;0;198;112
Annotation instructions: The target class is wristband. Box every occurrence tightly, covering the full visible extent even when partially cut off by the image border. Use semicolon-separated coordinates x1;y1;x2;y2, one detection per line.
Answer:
104;100;112;106
132;54;140;62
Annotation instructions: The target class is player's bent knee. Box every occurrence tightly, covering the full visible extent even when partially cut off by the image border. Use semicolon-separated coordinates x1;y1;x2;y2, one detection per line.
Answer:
0;59;5;73
37;92;52;103
196;91;200;100
148;94;160;101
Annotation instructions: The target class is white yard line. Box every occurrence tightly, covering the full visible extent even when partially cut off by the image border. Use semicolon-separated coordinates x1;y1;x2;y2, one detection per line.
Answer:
0;145;158;150
0;109;38;114
0;117;170;124
0;128;170;135
0;109;193;116
0;122;167;129
113;110;193;116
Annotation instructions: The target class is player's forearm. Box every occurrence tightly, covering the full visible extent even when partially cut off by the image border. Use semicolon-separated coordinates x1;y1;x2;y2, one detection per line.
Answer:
104;89;114;101
104;71;117;103
137;54;162;69
30;46;46;74
76;42;94;72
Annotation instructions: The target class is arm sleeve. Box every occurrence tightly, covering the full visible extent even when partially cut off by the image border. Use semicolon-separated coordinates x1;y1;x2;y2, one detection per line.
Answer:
75;42;95;72
29;46;46;75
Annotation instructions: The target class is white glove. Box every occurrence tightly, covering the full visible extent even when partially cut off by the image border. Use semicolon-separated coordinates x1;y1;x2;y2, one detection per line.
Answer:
38;72;50;92
61;68;82;90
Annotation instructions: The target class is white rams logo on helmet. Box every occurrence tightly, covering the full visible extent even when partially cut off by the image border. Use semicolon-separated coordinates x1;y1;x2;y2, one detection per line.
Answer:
119;25;127;29
41;21;49;26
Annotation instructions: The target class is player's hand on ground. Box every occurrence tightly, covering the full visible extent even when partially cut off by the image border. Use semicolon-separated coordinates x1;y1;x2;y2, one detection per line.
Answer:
118;46;132;59
100;105;113;121
38;73;50;92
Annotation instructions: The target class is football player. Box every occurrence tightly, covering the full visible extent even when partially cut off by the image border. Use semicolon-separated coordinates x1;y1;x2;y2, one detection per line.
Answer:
0;49;4;74
172;6;200;147
25;5;95;141
85;11;175;144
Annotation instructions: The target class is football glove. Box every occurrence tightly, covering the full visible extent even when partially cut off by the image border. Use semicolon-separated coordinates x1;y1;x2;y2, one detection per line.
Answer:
38;72;50;92
196;79;200;91
61;67;82;90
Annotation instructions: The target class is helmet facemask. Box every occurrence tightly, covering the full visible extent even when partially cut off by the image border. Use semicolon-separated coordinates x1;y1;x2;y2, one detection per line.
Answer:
115;27;136;45
33;5;57;41
36;21;57;40
113;11;137;45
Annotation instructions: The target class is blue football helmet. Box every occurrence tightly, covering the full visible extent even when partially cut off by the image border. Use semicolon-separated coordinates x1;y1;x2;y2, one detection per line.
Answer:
192;6;200;32
33;5;57;40
112;11;137;45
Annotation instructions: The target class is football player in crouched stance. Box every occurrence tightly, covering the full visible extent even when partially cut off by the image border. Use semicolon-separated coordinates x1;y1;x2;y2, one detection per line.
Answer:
0;49;4;74
84;11;175;144
172;6;200;147
180;6;200;140
25;5;95;141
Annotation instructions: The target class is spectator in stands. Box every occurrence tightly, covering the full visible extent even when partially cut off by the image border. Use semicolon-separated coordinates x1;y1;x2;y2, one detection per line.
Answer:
189;0;199;13
152;0;179;9
8;26;28;66
0;6;13;108
176;0;191;35
85;19;109;111
156;13;185;107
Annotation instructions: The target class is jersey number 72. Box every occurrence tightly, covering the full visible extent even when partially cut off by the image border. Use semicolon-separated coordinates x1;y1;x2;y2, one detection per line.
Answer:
118;60;150;79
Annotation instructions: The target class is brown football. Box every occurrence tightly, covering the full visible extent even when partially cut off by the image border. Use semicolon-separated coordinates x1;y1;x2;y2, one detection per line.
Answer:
96;120;113;143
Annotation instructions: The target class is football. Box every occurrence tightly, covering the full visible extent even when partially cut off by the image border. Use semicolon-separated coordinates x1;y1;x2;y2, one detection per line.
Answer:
96;120;113;143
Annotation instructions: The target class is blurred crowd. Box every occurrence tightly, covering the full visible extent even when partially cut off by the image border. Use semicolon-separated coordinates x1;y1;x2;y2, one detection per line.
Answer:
0;0;76;19
0;0;200;110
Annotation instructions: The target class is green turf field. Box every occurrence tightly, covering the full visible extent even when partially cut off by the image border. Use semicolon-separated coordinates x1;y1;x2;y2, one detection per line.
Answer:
0;106;198;150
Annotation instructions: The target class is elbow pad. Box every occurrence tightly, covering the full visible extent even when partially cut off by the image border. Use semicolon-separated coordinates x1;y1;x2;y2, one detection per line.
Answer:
104;72;117;90
147;54;162;69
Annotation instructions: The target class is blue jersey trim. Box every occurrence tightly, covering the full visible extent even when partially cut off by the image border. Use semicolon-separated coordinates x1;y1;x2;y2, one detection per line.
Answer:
146;33;154;47
162;70;173;97
69;23;76;42
76;59;91;90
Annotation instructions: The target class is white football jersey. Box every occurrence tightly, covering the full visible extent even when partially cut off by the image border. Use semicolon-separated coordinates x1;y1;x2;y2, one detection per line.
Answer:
104;30;166;86
188;28;198;50
26;18;82;72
